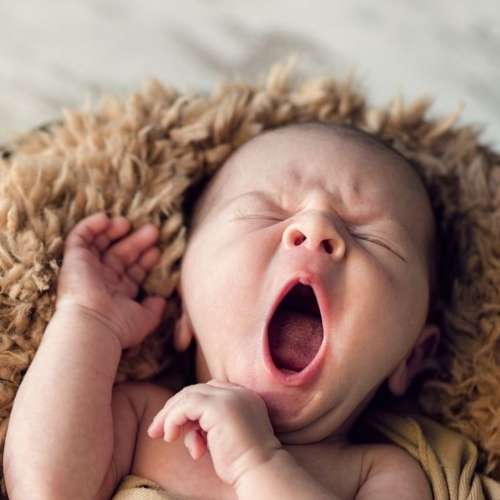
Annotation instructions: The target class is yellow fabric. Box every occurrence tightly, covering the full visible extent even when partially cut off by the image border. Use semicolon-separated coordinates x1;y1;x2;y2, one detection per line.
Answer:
112;474;182;500
112;413;500;500
361;411;500;500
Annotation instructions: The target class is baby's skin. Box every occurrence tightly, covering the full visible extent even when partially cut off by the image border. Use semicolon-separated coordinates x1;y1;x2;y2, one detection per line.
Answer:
4;123;439;500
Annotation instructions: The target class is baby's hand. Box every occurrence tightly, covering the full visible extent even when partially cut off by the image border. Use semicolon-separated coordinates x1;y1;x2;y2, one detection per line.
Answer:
56;211;166;349
147;380;282;488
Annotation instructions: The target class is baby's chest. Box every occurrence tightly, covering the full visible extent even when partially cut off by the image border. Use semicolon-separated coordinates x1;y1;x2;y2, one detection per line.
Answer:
130;421;364;500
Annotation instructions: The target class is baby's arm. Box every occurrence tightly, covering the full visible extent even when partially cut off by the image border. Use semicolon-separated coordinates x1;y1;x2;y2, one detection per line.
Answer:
235;449;333;500
237;444;432;500
3;308;123;499
355;444;432;500
3;213;165;499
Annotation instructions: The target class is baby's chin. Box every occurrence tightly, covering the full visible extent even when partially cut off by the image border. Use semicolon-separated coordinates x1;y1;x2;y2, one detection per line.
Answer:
260;390;308;427
256;389;341;444
273;405;355;445
262;387;377;445
273;417;341;446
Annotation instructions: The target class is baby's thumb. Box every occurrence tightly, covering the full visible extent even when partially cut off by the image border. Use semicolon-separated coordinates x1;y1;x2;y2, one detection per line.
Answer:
141;296;167;332
143;295;167;318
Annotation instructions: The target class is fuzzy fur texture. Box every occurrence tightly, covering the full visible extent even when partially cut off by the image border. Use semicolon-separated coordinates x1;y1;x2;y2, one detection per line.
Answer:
0;60;499;494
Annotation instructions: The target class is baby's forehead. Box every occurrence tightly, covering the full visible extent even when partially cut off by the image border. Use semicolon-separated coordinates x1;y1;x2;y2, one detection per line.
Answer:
216;124;421;202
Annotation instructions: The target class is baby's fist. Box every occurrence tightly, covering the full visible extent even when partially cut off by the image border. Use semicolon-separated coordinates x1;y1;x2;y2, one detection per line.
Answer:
147;380;282;487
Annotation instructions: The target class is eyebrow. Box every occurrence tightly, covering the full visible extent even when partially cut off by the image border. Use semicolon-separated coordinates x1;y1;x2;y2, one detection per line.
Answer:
224;188;385;224
222;190;273;208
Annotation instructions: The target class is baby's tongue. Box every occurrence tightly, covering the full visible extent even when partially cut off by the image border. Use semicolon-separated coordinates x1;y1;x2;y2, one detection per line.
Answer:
268;308;323;372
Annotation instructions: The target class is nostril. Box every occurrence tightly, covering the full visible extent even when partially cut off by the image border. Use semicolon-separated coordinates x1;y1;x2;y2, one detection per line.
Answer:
293;234;306;246
323;240;333;254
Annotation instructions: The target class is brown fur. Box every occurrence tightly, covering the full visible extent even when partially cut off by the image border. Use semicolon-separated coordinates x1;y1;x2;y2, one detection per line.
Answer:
0;59;499;495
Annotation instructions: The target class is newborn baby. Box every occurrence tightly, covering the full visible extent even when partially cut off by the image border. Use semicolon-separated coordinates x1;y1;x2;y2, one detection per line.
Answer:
4;122;440;500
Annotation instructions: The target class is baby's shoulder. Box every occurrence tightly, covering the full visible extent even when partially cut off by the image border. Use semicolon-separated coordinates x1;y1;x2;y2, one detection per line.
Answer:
354;443;432;499
359;442;421;473
285;439;427;499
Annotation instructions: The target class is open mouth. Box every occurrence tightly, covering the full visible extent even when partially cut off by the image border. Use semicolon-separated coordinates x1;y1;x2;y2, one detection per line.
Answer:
267;282;324;375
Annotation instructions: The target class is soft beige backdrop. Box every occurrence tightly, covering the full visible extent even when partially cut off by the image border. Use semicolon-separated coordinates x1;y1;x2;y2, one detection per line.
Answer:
0;0;499;149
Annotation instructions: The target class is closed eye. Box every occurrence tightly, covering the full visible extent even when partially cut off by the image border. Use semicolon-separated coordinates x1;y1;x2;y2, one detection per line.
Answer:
351;232;389;249
350;232;407;262
234;211;407;262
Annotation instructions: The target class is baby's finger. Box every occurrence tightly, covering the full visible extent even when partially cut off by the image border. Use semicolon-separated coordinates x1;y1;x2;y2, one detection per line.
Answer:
105;224;159;268
126;247;161;284
140;246;162;268
147;401;176;437
184;427;207;460
147;415;165;438
141;296;167;324
163;396;205;443
94;216;131;252
147;393;182;437
147;384;212;439
64;212;110;252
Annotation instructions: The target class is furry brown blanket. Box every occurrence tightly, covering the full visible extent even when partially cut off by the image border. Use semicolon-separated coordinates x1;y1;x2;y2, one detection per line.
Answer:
0;59;499;496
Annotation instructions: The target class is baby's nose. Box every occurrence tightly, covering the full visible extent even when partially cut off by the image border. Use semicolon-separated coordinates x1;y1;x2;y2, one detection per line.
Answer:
282;212;346;260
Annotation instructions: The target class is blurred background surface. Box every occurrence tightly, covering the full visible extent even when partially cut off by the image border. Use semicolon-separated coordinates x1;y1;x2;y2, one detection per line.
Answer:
1;0;499;148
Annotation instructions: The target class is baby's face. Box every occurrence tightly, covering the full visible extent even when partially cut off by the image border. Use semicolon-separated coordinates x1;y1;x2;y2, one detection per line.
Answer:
175;124;439;444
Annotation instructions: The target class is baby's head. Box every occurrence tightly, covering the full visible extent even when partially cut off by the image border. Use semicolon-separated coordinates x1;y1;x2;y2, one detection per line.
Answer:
174;122;441;444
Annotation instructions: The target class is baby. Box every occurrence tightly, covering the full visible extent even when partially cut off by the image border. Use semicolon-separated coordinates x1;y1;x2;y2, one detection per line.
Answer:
4;122;440;500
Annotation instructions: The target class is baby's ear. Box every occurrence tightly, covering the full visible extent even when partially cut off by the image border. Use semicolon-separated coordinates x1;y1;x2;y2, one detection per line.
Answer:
172;279;193;352
173;310;194;352
175;278;183;296
387;323;440;397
